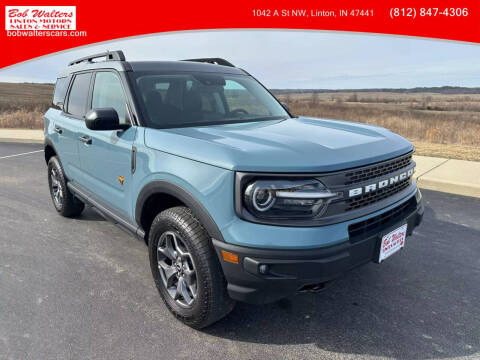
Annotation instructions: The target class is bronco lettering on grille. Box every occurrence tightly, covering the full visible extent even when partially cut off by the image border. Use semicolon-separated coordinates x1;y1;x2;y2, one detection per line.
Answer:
348;168;414;198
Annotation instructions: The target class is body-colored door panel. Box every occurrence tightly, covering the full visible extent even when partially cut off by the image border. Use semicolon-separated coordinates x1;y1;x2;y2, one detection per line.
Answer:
77;125;137;219
46;110;82;179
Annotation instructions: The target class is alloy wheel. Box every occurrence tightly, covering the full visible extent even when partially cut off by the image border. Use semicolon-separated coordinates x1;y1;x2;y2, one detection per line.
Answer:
157;231;198;308
50;167;63;207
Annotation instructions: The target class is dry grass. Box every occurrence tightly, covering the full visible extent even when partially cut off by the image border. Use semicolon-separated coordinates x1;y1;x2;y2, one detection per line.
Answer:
277;92;480;160
0;82;53;129
412;142;480;162
0;110;45;129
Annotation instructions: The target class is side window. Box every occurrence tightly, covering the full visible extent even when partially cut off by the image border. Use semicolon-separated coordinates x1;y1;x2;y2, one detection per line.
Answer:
67;73;91;118
224;80;270;116
53;76;69;107
92;72;129;124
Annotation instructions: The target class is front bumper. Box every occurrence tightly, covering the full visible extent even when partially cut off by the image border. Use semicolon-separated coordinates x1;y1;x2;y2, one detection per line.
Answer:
213;191;424;304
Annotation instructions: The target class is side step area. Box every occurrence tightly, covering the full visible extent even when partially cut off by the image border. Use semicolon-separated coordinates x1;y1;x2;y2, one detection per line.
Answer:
67;182;146;241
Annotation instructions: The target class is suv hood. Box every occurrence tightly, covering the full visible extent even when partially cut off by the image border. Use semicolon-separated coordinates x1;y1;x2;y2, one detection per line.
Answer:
144;117;413;172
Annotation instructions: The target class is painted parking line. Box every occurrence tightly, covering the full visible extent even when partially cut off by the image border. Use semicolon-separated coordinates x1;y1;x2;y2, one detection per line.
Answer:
0;150;43;160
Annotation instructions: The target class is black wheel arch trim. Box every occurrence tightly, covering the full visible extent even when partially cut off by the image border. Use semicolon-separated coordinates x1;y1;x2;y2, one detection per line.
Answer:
135;180;225;242
44;138;59;163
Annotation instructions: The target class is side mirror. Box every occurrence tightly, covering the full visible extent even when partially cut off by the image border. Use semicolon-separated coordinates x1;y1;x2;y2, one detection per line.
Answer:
85;108;129;131
281;102;290;113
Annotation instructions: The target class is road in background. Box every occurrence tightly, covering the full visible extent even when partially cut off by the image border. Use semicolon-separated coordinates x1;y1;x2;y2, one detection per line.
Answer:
1;142;479;360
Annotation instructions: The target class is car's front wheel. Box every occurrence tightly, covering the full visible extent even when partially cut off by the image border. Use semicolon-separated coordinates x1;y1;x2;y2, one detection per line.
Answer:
47;156;84;217
148;206;235;329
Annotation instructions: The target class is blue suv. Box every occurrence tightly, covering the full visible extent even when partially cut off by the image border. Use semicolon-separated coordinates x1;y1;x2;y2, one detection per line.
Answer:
44;51;423;328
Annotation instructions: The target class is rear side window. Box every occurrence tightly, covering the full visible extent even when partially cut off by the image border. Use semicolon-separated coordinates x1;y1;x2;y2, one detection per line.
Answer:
67;73;91;117
53;77;69;106
91;72;129;124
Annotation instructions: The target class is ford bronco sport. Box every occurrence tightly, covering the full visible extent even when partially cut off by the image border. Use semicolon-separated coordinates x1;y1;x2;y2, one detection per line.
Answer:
44;50;423;328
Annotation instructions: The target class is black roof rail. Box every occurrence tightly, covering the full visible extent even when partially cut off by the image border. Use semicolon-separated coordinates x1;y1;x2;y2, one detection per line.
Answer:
68;50;126;66
181;58;235;67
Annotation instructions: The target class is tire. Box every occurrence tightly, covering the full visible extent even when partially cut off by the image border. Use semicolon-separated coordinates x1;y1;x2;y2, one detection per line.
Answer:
148;206;235;329
47;156;85;217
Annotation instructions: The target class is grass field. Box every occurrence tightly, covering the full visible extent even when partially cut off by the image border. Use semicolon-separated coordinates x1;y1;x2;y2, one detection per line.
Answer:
0;82;478;160
0;82;53;129
276;91;480;161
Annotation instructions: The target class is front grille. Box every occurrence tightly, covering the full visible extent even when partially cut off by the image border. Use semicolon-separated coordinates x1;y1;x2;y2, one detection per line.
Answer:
345;178;411;211
345;153;412;185
348;196;416;242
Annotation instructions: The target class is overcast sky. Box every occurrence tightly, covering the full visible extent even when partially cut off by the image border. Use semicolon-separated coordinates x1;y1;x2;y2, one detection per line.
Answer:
1;30;479;89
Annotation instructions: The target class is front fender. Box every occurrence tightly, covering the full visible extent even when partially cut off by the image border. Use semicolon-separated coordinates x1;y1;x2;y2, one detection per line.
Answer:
131;137;237;243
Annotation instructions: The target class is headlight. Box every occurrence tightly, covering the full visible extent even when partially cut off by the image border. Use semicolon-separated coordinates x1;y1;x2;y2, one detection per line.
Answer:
243;178;341;220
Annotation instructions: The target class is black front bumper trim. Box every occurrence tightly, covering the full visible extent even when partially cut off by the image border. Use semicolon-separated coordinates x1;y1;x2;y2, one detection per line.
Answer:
213;196;424;305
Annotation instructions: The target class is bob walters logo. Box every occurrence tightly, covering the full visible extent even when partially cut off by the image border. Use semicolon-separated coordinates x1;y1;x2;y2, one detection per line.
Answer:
348;168;415;197
5;6;76;30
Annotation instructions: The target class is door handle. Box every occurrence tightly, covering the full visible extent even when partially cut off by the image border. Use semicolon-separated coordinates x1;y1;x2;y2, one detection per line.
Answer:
78;135;92;145
54;126;63;134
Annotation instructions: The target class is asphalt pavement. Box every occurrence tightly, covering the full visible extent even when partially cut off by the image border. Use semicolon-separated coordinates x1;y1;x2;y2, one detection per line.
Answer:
1;142;479;360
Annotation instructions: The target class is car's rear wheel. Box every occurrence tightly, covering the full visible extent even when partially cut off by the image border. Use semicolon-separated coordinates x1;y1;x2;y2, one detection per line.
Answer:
47;156;84;217
148;206;235;329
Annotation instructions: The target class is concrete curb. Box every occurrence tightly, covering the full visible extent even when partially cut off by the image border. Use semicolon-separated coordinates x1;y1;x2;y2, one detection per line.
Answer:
0;137;44;144
0;129;478;198
0;129;44;144
413;156;480;198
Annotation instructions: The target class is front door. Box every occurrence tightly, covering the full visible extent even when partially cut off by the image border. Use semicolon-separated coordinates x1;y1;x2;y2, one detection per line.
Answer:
77;71;136;219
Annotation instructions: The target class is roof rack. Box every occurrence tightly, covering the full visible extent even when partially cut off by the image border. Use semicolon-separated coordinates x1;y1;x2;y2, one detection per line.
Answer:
68;50;126;66
181;58;235;67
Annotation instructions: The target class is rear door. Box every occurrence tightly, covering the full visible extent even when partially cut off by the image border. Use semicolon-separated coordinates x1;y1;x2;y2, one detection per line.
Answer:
54;72;92;180
77;70;137;219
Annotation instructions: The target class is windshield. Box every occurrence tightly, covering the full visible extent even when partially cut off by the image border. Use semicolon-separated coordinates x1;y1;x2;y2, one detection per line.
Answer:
129;72;290;128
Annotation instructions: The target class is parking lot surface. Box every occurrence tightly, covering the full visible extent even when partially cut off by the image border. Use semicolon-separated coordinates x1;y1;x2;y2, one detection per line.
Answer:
1;142;479;360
